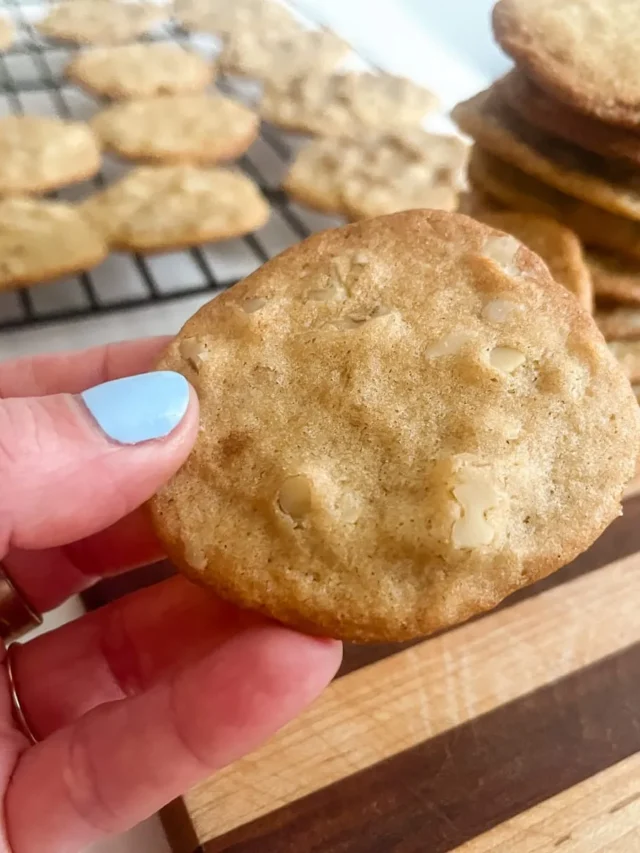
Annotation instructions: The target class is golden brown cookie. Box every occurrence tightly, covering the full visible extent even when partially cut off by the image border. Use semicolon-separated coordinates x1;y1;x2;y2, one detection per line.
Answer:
82;165;270;253
474;210;593;312
174;0;297;39
609;339;640;383
38;1;165;46
493;0;640;127
468;148;640;261
66;43;215;100
0;17;14;51
453;87;640;222
91;95;259;165
596;306;640;341
221;27;349;83
498;71;640;168
284;131;466;218
0;116;101;195
149;209;640;643
262;71;438;137
586;251;640;306
0;197;107;290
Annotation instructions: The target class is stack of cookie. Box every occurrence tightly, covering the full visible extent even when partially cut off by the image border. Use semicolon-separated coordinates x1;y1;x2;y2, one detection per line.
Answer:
452;0;640;393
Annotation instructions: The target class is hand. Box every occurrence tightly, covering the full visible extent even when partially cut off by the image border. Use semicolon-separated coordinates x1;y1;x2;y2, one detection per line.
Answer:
0;337;342;853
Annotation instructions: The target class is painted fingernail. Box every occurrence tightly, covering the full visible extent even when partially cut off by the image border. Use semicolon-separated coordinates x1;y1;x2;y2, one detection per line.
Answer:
81;371;190;445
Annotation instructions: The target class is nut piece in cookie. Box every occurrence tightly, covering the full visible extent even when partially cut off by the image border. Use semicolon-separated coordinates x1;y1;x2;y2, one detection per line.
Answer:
82;165;270;253
149;209;640;643
262;71;438;137
91;95;259;165
0;197;107;290
66;44;215;100
284;131;467;218
0;116;101;195
473;210;593;312
493;0;640;127
38;1;165;46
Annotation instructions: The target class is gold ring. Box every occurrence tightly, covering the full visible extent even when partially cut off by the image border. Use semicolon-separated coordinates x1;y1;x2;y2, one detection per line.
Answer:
6;642;37;745
0;562;42;642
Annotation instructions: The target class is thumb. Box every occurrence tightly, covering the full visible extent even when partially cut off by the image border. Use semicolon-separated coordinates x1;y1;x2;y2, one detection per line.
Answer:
0;371;198;553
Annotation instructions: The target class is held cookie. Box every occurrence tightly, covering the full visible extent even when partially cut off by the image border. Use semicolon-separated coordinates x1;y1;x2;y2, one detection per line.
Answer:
0;197;107;290
493;0;640;127
91;95;259;165
498;71;640;168
220;27;349;84
82;165;270;253
0;116;101;195
149;209;640;643
66;44;215;100
468;148;640;261
38;1;165;46
453;87;640;223
284;131;466;217
262;71;438;137
473;210;593;312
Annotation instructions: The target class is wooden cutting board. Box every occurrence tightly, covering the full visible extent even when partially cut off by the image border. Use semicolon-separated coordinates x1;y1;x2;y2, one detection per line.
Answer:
149;482;640;853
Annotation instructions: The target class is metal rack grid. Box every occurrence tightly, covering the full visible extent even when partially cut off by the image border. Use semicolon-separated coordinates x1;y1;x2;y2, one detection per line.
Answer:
0;0;348;332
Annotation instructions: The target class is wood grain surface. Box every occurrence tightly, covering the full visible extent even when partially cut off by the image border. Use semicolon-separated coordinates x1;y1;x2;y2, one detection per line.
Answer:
146;494;640;852
83;492;640;852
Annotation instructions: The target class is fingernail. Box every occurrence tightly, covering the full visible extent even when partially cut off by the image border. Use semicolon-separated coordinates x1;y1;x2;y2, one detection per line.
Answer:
81;371;190;445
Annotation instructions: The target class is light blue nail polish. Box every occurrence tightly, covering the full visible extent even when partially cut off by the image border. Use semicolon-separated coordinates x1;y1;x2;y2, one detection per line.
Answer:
81;371;190;445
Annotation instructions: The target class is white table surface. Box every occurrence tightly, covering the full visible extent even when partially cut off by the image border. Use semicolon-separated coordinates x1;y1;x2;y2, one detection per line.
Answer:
6;2;498;850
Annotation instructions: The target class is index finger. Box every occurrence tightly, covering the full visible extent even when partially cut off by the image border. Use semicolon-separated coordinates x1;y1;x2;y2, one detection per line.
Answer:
0;337;172;399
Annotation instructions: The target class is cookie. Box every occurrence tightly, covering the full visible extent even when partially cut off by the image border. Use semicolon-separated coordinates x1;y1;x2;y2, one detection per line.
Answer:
0;197;107;290
468;148;640;261
453;87;640;223
66;44;215;100
149;209;640;643
38;1;165;45
0;17;14;51
82;165;270;253
0;116;101;195
493;0;640;127
498;71;640;168
174;0;297;39
91;95;259;165
586;251;640;306
262;71;438;137
284;131;466;218
474;210;593;312
220;27;349;84
596;306;640;341
608;340;640;383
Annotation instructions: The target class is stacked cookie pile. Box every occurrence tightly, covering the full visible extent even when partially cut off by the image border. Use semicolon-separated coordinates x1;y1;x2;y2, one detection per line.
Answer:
452;0;640;394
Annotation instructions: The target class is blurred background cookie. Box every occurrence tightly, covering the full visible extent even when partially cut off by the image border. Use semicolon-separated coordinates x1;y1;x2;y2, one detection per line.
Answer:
38;0;166;46
82;165;270;253
0;198;107;290
91;95;259;165
0;116;101;195
66;43;216;100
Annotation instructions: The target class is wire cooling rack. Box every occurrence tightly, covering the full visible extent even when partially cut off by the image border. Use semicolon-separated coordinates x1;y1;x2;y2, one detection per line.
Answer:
0;0;348;332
